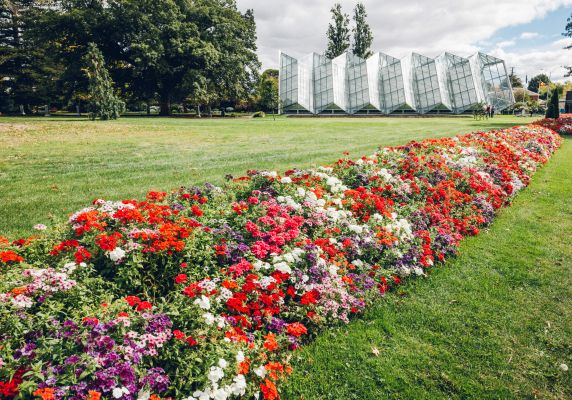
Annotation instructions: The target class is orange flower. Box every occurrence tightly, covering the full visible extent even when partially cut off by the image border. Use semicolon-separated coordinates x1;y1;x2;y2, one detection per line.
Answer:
260;379;279;400
34;388;55;400
86;390;101;400
263;332;278;351
286;322;307;338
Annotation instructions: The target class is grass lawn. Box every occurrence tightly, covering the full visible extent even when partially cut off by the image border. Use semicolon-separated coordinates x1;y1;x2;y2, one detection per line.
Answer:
284;137;572;399
0;115;570;398
0;115;536;238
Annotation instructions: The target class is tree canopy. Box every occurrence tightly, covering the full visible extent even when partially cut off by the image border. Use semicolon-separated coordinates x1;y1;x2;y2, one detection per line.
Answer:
0;0;260;115
351;2;373;59
325;3;350;59
564;12;571;77
527;73;551;93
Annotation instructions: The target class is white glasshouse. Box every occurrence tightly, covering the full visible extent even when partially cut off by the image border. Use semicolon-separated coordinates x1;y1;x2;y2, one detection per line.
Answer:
279;51;515;115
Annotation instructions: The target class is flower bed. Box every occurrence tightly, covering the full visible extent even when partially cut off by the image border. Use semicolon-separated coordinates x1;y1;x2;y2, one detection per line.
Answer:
0;124;562;400
534;116;572;135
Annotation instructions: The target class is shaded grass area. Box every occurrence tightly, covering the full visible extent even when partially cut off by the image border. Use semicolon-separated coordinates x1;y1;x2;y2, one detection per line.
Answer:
283;138;572;399
0;115;535;238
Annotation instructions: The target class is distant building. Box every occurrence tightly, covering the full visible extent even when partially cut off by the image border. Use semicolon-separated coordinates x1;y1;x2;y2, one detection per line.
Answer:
279;51;515;115
513;88;540;102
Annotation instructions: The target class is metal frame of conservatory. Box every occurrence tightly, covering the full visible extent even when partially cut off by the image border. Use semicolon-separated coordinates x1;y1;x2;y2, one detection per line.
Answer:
279;50;514;115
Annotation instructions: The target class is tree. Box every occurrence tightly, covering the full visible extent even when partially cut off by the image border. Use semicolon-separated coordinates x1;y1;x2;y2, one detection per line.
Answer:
0;0;59;114
256;69;279;118
545;87;560;119
325;3;350;59
352;2;373;59
509;73;523;88
527;73;550;93
83;42;124;120
564;12;572;77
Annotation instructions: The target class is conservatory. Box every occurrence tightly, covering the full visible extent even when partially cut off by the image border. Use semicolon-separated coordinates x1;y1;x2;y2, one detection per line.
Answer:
279;50;514;115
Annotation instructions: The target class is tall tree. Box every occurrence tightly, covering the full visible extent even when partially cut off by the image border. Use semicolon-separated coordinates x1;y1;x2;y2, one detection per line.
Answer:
325;3;350;59
545;87;560;119
0;0;59;114
84;42;124;120
527;73;550;93
564;12;571;77
351;2;373;59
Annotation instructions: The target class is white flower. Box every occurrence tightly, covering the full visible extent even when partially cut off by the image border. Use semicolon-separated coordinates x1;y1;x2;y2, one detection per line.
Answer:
137;389;151;400
213;388;229;400
254;365;266;378
108;247;126;262
280;177;292;184
112;386;129;398
230;374;247;396
203;312;215;325
208;366;225;383
194;295;211;310
236;351;245;363
218;358;228;369
560;363;569;372
192;390;210;400
274;262;292;274
33;224;47;230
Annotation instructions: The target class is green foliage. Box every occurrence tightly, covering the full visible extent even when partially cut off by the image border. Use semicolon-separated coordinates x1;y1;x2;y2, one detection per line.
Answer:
509;73;523;88
256;69;279;116
325;3;350;59
252;111;265;118
83;42;124;120
545;87;560;119
351;2;373;59
528;73;551;93
0;0;60;113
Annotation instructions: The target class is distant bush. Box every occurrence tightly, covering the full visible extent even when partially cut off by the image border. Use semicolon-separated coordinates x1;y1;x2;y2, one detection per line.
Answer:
252;111;266;118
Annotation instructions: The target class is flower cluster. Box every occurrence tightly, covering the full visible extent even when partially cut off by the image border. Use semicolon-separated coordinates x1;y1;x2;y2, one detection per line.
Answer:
534;116;572;135
0;123;561;399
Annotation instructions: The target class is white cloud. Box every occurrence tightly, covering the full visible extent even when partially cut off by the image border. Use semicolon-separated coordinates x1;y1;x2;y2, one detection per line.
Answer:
497;40;516;48
491;38;572;82
520;31;540;39
237;0;572;81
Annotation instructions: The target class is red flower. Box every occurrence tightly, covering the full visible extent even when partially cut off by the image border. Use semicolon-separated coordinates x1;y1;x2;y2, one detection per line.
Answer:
175;274;188;284
263;333;279;351
173;330;186;340
0;250;24;264
74;247;92;264
260;379;279;400
186;336;198;346
95;232;122;252
228;259;253;278
137;301;153;312
300;289;319;305
286;322;307;337
191;205;203;217
125;296;141;307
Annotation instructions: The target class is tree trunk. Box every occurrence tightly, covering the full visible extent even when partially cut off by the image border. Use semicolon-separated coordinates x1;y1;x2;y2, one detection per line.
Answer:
19;104;25;115
146;103;151;116
196;105;201;118
159;94;171;116
76;102;81;116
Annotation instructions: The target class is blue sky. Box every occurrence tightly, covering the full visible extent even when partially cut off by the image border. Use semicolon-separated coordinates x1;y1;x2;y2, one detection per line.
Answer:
238;0;572;83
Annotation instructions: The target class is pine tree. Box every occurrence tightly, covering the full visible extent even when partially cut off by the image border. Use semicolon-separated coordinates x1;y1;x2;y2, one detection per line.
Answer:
545;88;560;119
325;3;350;59
83;42;124;120
352;2;373;59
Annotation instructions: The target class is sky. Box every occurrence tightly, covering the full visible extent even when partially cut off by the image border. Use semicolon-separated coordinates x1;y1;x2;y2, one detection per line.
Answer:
236;0;572;83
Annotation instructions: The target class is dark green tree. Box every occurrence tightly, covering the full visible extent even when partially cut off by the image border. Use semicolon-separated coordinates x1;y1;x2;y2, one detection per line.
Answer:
527;73;550;93
0;0;59;114
564;13;571;77
83;42;124;120
509;73;523;88
256;69;279;118
545;87;560;119
325;3;350;59
351;2;373;59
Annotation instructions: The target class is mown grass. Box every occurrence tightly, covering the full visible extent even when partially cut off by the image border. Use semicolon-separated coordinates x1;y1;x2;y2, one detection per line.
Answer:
283;137;572;399
0;115;535;238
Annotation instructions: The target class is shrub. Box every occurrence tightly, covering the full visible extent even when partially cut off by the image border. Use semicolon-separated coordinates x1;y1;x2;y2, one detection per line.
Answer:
252;111;266;118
